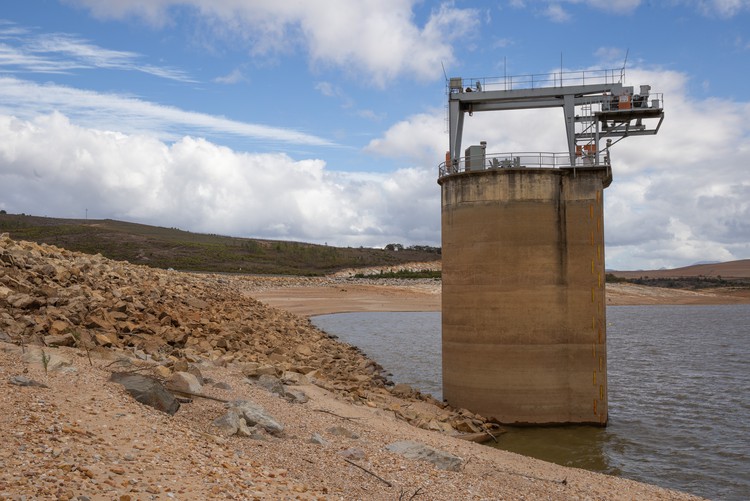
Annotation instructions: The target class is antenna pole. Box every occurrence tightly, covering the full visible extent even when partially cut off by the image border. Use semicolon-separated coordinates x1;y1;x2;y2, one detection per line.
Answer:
504;56;507;90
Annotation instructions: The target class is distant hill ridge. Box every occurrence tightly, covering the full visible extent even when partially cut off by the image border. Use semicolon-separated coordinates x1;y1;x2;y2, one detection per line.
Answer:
611;260;750;279
0;213;440;276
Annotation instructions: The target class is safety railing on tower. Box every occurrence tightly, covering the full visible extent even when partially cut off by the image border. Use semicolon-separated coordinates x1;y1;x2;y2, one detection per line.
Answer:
438;151;610;178
448;68;626;94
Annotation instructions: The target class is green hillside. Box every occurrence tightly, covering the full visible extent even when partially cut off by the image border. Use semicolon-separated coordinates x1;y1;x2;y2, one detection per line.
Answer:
0;213;440;276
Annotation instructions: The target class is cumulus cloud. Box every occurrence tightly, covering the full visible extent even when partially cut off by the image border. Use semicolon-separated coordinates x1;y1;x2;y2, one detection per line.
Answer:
0;112;439;247
65;0;480;86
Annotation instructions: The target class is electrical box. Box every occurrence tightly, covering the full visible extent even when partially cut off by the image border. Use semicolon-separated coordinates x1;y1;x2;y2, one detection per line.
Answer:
465;143;486;171
449;78;463;93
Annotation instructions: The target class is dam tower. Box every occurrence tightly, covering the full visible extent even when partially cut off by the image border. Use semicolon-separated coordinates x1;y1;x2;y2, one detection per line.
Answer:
439;68;664;425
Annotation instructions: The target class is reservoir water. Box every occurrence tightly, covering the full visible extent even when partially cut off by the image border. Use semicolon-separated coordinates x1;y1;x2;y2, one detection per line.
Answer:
312;305;750;501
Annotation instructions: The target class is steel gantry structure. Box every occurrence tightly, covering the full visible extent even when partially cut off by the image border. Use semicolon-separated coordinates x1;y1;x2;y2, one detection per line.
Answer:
445;69;664;173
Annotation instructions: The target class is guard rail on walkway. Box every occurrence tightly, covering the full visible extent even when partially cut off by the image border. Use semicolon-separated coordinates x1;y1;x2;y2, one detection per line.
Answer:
438;151;610;179
450;68;625;94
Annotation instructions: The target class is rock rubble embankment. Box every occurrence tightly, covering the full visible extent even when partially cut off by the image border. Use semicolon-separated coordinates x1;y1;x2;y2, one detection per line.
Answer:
0;234;487;434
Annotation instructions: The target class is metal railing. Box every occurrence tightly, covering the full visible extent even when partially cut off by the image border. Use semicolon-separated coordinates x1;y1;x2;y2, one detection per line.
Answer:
579;93;664;113
449;68;625;94
438;151;609;178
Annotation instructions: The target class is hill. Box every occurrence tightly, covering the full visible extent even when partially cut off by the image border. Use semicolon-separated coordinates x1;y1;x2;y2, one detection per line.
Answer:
610;260;750;279
608;260;750;291
0;213;439;275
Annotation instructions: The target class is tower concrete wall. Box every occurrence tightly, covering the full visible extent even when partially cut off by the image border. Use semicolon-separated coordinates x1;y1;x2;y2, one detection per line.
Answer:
439;167;609;425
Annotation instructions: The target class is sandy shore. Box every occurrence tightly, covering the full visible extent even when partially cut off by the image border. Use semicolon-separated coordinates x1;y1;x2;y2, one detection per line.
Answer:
243;276;750;317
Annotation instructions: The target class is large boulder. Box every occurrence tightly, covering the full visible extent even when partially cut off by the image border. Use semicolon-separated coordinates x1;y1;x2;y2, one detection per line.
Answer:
110;372;180;415
229;400;284;436
168;371;203;394
22;347;76;374
385;441;463;472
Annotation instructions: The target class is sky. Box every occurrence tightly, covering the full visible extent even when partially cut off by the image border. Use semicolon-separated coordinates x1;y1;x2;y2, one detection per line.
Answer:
1;0;749;271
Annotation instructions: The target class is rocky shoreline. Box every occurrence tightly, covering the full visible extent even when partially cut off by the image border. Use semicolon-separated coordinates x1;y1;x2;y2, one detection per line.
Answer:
1;234;703;500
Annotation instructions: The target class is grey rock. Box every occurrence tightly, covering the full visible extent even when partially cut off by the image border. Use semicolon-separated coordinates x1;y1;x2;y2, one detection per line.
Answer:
309;433;329;446
229;400;284;436
21;347;77;374
9;375;49;388
327;426;359;439
213;381;232;390
110;372;180;415
211;409;242;435
253;374;285;396
237;423;267;440
283;388;309;404
385;440;463;471
212;409;272;440
338;447;366;460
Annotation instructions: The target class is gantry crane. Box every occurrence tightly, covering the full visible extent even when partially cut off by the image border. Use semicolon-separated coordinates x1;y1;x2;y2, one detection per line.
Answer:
443;68;664;174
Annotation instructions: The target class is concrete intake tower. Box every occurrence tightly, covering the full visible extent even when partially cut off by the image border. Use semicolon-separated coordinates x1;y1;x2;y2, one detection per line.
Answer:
439;69;664;425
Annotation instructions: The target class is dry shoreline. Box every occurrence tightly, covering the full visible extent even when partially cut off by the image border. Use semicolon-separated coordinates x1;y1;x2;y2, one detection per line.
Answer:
244;276;750;317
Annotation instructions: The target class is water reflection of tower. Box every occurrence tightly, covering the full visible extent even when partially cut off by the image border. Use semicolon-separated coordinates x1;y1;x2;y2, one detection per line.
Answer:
438;69;664;425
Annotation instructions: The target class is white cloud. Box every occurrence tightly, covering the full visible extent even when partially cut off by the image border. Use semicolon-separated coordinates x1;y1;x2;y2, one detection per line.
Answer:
0;112;439;247
513;0;749;18
544;4;571;22
691;0;750;17
530;0;642;20
213;68;248;85
0;77;333;147
66;0;480;86
583;0;642;14
0;24;193;81
365;112;447;168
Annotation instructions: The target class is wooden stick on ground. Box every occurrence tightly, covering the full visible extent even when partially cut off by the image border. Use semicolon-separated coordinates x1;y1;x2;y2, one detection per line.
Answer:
343;458;393;487
314;408;362;421
165;387;230;403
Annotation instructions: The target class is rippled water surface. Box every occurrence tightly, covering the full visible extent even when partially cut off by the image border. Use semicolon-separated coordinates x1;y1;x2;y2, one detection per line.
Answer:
312;305;750;500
